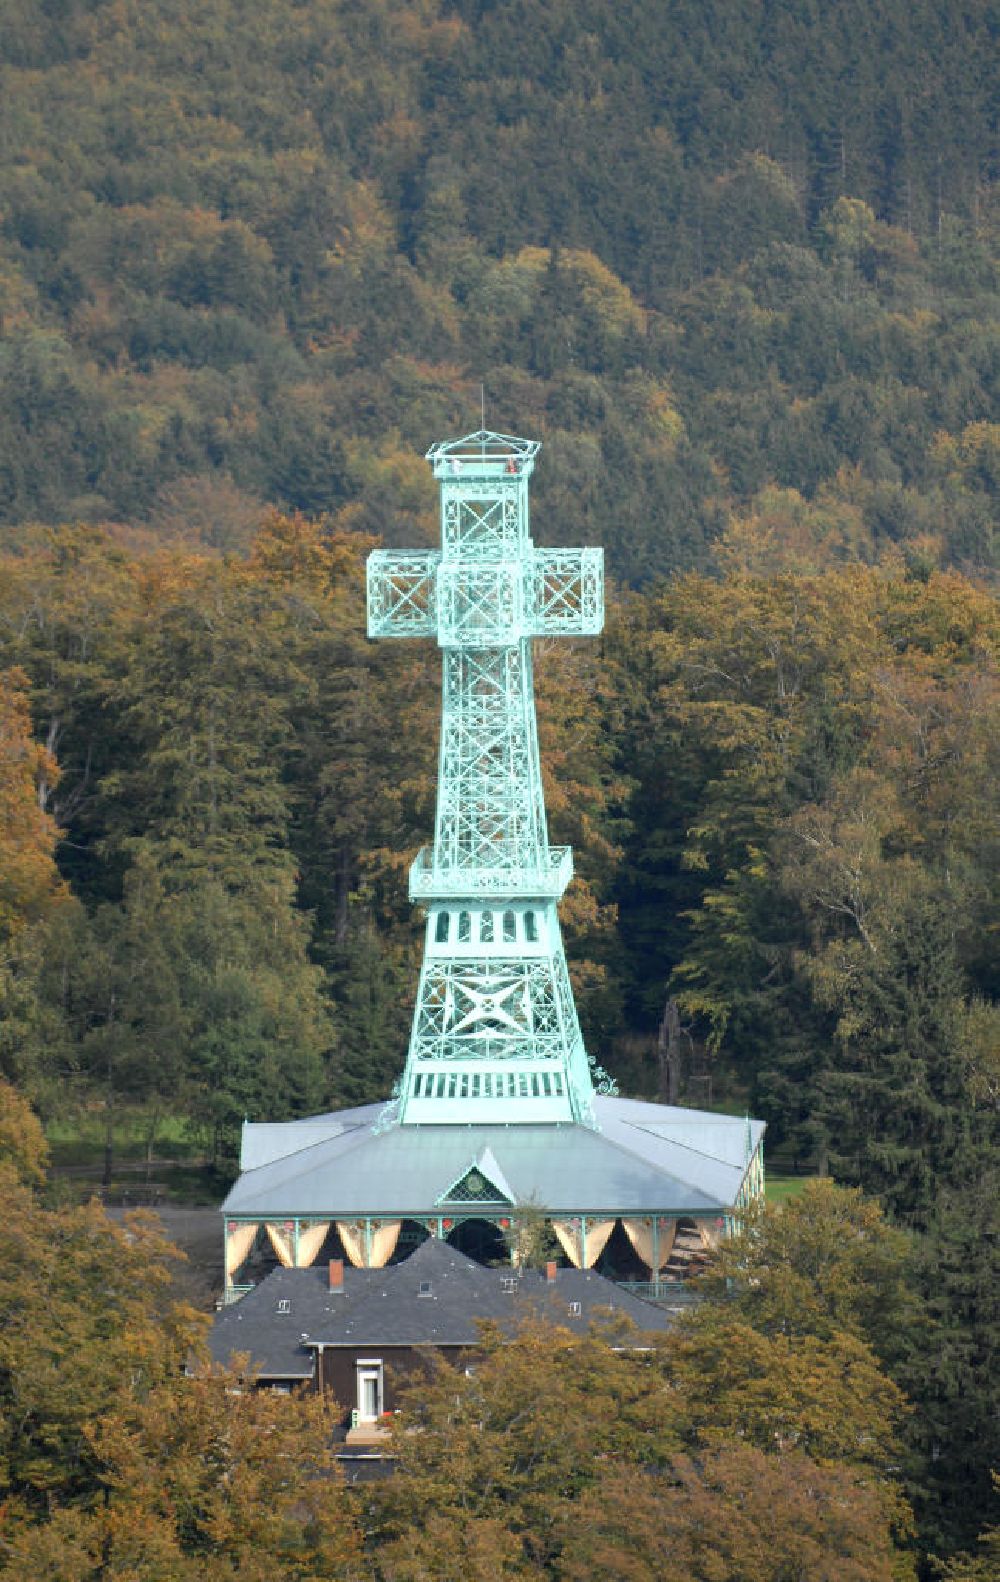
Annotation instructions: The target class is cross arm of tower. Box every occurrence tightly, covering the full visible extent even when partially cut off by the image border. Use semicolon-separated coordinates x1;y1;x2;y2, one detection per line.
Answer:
367;546;603;643
366;550;440;639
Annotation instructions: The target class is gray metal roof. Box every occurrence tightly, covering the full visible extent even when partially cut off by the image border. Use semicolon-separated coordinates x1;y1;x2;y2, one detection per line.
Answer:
209;1237;671;1378
239;1106;376;1171
222;1097;765;1220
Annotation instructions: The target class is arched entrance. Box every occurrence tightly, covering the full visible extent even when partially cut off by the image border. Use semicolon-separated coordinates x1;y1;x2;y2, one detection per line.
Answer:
389;1219;431;1265
594;1219;647;1282
446;1217;508;1266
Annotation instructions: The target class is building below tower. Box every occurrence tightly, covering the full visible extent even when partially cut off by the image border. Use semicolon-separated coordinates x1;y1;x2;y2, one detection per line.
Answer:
220;1096;765;1298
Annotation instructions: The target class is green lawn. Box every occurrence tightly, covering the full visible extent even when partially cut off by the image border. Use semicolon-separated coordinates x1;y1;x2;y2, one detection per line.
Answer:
765;1174;815;1205
46;1109;204;1169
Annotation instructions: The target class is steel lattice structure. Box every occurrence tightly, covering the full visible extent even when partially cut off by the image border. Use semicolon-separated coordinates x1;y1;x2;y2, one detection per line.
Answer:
367;430;607;1126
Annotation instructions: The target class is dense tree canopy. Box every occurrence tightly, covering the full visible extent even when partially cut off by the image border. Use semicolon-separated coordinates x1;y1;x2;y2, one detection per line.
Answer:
368;1190;915;1579
0;0;996;582
0;1088;936;1580
0;1083;363;1581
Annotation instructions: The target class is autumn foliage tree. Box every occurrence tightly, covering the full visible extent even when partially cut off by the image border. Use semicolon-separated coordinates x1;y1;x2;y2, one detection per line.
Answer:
0;1082;363;1579
0;667;66;950
368;1272;914;1580
0;1373;363;1581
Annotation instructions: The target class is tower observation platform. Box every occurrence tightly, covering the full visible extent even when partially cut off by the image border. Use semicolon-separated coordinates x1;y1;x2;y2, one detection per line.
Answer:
220;430;764;1295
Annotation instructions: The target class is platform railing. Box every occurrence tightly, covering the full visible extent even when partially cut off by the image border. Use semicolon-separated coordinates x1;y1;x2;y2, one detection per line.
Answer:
409;843;572;900
615;1279;702;1307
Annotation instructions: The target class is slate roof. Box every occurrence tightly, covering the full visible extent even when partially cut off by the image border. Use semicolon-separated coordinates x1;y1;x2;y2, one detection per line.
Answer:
209;1237;671;1380
222;1096;765;1221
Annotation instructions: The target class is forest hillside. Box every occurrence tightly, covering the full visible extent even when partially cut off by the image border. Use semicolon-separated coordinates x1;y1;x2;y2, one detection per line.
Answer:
0;2;997;1575
0;0;997;579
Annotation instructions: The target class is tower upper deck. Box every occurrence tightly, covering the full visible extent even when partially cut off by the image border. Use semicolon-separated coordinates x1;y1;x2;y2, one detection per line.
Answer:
426;428;540;485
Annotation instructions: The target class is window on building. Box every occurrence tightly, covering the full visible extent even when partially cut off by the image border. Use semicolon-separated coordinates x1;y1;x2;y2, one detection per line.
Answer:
458;910;471;942
435;912;449;944
524;910;538;942
503;909;516;942
480;911;494;943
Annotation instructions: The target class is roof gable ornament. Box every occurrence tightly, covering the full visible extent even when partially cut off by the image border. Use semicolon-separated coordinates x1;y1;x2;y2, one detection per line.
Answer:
437;1146;516;1207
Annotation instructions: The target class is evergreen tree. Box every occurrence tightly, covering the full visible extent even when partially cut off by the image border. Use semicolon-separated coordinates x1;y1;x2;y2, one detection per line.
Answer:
814;887;983;1226
324;921;414;1108
897;1165;1000;1560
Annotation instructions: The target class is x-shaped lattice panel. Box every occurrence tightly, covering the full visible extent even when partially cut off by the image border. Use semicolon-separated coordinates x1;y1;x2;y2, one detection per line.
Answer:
527;548;604;636
367;550;439;637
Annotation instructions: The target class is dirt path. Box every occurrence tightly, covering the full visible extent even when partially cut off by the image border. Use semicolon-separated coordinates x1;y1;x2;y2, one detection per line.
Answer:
107;1203;223;1310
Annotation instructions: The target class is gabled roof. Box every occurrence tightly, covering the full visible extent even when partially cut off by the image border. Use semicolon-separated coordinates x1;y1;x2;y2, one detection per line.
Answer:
208;1238;671;1379
222;1097;765;1221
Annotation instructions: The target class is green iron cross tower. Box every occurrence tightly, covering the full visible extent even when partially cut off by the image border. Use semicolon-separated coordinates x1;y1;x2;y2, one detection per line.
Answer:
367;430;607;1128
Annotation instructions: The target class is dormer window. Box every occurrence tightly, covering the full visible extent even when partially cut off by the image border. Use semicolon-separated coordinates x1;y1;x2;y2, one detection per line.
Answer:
418;1280;433;1298
567;1301;582;1317
276;1298;291;1315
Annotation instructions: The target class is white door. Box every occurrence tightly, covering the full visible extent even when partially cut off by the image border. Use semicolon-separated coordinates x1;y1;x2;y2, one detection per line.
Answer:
357;1364;382;1422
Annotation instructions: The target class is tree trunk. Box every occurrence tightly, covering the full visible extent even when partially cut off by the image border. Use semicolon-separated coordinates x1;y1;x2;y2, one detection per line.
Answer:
144;1105;161;1182
657;995;683;1106
333;843;352;947
103;998;117;1190
103;1102;114;1191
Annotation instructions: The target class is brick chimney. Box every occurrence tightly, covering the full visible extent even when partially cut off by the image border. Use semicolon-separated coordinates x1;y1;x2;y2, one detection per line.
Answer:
545;1260;557;1284
328;1258;344;1292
